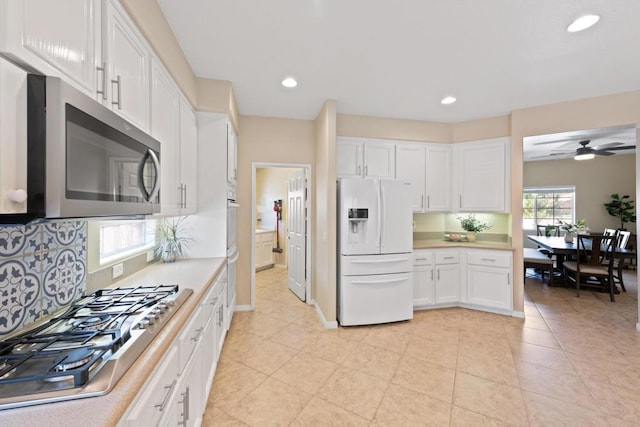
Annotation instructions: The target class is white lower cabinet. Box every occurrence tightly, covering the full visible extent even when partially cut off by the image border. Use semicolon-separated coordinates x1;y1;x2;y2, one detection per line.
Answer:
413;248;513;314
120;267;229;426
434;251;460;304
255;231;275;270
466;249;513;312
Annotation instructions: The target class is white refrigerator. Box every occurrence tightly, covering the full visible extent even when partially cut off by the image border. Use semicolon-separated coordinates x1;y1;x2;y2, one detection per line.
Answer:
337;179;413;326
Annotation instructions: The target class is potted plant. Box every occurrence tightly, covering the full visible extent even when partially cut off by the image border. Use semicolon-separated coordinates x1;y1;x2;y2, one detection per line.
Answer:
457;214;491;242
604;193;636;230
155;217;191;263
558;219;589;242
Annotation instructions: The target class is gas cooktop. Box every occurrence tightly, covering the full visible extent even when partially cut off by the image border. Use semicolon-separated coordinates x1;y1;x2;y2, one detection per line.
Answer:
0;284;192;410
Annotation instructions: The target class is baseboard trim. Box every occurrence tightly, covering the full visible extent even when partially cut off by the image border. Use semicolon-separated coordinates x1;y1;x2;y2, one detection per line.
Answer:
234;304;253;312
314;302;338;329
512;311;525;318
636;323;640;332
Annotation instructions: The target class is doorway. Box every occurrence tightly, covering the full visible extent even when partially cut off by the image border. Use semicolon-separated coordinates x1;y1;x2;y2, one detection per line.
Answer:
251;163;312;309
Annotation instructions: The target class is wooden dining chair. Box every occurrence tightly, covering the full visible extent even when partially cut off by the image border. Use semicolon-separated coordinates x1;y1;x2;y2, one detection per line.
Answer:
611;230;631;292
563;233;618;301
535;225;560;258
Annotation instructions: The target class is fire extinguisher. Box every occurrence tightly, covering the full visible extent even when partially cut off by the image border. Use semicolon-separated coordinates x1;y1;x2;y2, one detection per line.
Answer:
273;200;283;253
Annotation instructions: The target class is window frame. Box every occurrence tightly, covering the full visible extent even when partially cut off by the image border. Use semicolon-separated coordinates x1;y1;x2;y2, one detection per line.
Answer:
87;219;157;273
523;186;576;231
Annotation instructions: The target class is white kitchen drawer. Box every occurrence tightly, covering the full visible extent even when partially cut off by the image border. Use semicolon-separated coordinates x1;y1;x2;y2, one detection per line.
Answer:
467;250;512;268
413;251;433;266
201;273;224;322
435;251;459;265
176;306;204;375
341;253;412;276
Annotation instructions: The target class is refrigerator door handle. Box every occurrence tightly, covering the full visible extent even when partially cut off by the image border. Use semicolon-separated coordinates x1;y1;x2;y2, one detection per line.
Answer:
351;257;409;264
378;182;384;249
351;277;408;285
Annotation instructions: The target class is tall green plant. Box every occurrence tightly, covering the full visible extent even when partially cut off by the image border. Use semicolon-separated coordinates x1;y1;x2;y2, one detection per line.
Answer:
603;193;636;230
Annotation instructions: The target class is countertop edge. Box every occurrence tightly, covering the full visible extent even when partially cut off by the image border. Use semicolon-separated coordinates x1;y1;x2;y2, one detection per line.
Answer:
413;240;515;251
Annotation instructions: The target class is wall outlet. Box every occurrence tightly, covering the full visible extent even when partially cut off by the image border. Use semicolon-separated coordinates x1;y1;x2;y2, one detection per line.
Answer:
146;251;154;262
112;263;124;279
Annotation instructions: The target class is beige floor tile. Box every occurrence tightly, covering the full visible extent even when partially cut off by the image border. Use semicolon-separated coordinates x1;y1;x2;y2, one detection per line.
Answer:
202;406;249;426
207;359;268;411
317;367;388;420
302;333;358;364
291;397;370;427
449;406;508;426
511;341;575;373
373;383;451;426
271;352;337;394
516;362;597;410
391;354;455;403
453;372;528;424
584;380;640;422
330;324;372;341
241;339;298;375
457;346;519;387
341;341;402;381
505;324;560;349
522;390;607;426
460;310;508;337
225;377;312;426
268;323;319;350
405;334;459;369
362;325;412;354
231;312;290;339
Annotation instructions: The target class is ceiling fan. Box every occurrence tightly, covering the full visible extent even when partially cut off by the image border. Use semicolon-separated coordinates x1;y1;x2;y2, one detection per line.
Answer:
532;140;635;160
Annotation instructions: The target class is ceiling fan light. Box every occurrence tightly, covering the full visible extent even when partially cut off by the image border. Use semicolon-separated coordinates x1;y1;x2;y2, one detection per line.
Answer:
575;153;595;160
567;14;600;33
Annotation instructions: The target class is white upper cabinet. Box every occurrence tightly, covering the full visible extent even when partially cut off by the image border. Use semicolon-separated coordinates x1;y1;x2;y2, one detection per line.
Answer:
102;0;149;131
425;144;452;211
227;123;238;186
396;144;426;212
337;138;395;179
150;57;180;216
179;98;198;214
455;138;509;212
0;0;101;97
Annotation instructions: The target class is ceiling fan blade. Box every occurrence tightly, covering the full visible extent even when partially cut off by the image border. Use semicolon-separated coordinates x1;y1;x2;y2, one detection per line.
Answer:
532;139;578;146
592;142;624;150
530;153;572;159
550;149;574;152
603;145;635;151
594;150;615;156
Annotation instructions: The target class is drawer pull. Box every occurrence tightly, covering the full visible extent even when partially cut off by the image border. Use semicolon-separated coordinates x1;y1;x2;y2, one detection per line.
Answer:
352;257;408;264
415;257;427;261
155;379;177;411
481;258;496;262
443;256;455;260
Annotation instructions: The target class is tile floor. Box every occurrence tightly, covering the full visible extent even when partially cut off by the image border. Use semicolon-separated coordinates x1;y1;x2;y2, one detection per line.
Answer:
204;267;640;426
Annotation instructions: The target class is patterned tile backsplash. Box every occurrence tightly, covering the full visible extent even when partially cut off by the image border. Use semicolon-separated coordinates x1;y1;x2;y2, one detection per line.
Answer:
0;221;87;338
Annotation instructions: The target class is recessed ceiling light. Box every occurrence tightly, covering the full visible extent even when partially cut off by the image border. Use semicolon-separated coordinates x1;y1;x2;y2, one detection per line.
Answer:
567;14;600;33
281;77;297;88
441;96;456;105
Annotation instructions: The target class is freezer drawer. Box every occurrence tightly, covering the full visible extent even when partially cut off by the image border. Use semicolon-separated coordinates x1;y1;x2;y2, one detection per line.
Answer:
341;253;412;276
339;272;413;326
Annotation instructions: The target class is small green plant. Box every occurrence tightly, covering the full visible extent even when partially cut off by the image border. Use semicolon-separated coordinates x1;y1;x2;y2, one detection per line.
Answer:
558;219;589;234
604;193;636;230
457;214;491;233
155;217;191;262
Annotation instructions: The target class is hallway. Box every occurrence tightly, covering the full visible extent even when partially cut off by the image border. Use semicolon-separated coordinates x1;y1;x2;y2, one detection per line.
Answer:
204;267;640;425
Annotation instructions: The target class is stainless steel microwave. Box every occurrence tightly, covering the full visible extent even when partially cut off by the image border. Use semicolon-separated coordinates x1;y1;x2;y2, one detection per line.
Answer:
15;75;161;222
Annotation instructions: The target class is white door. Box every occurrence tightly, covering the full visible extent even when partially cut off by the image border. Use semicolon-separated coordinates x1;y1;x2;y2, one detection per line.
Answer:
287;169;306;301
380;180;413;254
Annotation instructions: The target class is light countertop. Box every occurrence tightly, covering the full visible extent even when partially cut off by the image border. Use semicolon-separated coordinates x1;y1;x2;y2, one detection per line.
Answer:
413;239;514;251
1;257;226;427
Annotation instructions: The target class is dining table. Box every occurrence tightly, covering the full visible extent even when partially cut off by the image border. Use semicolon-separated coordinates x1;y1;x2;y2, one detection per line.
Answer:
526;234;636;286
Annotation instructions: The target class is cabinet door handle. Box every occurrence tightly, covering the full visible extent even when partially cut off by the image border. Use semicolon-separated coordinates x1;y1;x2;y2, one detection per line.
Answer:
178;386;190;425
431;270;434;280
507;273;510;285
459;194;462;208
443;256;455;260
415;257;427;261
177;185;183;208
437;269;440;281
96;63;107;100
154;379;177;411
421;195;424;209
183;184;187;208
481;258;496;262
365;165;368;176
357;165;361;176
191;327;203;342
427;195;430;209
111;75;122;109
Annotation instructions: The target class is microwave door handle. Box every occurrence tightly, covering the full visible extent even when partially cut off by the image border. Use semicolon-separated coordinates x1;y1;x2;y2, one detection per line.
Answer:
137;149;160;202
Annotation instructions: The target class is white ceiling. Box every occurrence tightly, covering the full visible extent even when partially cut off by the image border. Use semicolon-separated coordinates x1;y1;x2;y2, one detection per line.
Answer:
157;0;640;123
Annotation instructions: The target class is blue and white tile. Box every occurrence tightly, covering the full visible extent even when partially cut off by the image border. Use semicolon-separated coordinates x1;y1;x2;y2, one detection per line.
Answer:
0;223;41;257
0;258;41;335
42;247;86;311
43;220;87;251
